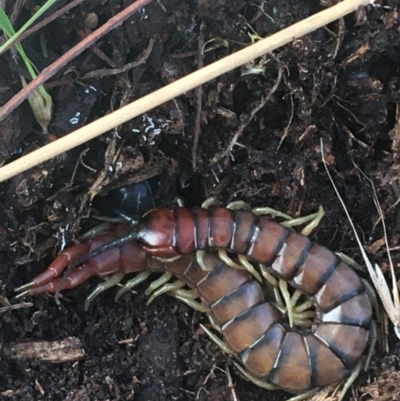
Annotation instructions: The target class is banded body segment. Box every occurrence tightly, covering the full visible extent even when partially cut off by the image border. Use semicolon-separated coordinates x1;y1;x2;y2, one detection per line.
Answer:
321;292;372;327
208;206;235;248
268;332;312;393
192;207;210;249
210;281;264;326
270;232;312;280
135;206;373;394
21;205;373;397
290;244;338;296
240;323;286;378
305;334;347;387
246;219;289;264
314;262;365;312
314;323;369;366
196;261;251;304
221;303;281;353
175;207;196;253
229;210;259;254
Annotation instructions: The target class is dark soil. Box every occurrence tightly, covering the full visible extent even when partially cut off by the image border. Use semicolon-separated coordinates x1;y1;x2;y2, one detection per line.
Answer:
1;0;400;400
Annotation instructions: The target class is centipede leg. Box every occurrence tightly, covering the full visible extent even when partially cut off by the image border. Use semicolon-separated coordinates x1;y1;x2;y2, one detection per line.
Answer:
200;323;235;356
292;307;315;327
290;292;316;327
199;248;264;284
362;279;386;349
130;269;209;311
232;362;322;401
216;249;243;270
338;360;363;401
219;202;325;284
230;362;280;392
216;250;263;283
252;205;325;236
336;252;365;272
114;270;152;301
278;280;294;328
282;206;325;236
259;264;295;327
275;281;316;328
143;272;173;296
309;384;340;401
258;264;283;301
227;199;319;233
199;322;280;396
197;250;215;271
226;200;253;211
289;290;316;326
364;320;377;371
233;358;322;401
146;279;186;305
84;272;125;311
201;197;220;208
169;289;209;313
258;264;316;328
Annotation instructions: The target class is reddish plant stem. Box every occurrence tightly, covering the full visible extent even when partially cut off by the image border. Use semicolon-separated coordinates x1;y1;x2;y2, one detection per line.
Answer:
0;0;154;123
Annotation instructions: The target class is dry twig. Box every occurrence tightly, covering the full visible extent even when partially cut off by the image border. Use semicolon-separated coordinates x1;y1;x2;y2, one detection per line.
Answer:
192;21;205;171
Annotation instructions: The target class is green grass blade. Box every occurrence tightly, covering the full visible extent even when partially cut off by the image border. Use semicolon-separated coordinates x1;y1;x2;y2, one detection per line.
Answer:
0;5;53;131
0;0;58;54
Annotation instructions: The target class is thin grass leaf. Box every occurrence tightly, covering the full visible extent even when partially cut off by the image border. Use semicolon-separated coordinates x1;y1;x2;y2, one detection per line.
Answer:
355;165;400;339
320;139;400;340
0;0;58;55
0;6;52;131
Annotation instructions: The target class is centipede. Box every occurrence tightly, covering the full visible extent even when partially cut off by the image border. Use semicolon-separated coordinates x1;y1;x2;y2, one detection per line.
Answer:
15;200;375;400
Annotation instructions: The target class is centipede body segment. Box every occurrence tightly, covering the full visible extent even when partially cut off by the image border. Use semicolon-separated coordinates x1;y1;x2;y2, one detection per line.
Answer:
134;206;373;393
16;204;374;397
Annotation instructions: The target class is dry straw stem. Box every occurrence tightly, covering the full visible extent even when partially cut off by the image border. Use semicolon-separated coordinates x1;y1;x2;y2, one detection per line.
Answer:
0;0;374;183
320;139;400;341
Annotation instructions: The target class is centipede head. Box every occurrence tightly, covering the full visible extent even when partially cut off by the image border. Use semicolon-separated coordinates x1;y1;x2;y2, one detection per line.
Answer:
136;208;178;258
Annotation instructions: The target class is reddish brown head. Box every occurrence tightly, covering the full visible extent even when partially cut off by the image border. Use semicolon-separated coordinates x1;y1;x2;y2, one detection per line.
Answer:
136;208;178;257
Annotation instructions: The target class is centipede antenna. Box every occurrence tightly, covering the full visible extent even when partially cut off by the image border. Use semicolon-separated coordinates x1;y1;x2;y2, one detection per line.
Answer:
55;231;139;301
116;213;139;224
77;222;115;242
90;214;138;224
